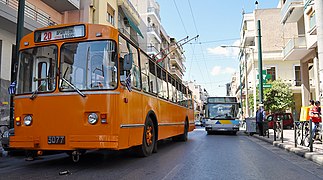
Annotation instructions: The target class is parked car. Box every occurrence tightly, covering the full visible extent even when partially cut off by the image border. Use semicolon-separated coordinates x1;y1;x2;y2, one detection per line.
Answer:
266;113;294;129
194;119;201;126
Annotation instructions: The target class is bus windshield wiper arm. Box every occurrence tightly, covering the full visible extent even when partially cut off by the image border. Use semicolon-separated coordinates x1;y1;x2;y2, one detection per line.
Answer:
30;80;46;100
61;77;86;98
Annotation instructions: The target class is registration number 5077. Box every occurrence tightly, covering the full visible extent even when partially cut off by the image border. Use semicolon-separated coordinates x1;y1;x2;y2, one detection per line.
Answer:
48;136;65;144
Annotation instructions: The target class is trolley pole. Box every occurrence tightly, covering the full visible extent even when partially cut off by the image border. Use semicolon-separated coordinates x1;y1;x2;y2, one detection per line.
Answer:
10;0;25;128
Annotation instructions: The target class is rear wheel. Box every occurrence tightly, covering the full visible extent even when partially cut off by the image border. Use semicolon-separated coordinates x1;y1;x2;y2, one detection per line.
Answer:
135;117;156;157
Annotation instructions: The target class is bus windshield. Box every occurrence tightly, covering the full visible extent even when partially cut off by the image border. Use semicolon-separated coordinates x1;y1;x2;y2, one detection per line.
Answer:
17;45;57;95
207;103;239;119
60;40;117;91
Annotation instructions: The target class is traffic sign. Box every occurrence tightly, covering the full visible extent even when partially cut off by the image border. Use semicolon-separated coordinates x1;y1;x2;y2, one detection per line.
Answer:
263;84;272;88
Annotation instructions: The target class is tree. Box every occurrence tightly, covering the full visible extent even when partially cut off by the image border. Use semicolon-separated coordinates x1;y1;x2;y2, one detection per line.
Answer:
263;80;294;113
248;80;294;114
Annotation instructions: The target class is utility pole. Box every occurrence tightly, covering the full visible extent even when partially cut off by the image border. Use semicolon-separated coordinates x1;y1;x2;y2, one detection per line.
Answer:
315;0;323;101
10;0;25;128
257;20;264;104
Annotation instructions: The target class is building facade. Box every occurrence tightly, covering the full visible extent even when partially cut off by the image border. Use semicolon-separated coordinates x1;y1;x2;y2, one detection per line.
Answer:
237;7;311;119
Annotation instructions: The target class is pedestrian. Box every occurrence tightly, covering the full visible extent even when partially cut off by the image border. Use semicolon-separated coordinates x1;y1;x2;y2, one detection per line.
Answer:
309;99;315;117
256;104;266;136
311;101;321;139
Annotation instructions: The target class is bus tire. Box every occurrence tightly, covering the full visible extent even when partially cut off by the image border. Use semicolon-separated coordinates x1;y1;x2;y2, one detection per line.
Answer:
135;117;156;157
174;120;188;142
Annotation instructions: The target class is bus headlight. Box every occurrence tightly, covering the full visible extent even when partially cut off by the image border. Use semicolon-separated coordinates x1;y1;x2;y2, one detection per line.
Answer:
88;113;98;125
24;115;33;126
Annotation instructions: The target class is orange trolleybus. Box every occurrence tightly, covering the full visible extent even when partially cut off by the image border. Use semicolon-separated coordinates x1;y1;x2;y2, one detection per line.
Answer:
10;23;194;161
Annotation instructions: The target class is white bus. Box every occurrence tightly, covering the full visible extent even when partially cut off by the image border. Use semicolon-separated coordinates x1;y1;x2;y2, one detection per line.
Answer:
204;97;240;135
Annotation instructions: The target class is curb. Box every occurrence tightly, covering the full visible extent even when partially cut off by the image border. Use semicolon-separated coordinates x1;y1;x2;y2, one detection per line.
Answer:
252;134;323;166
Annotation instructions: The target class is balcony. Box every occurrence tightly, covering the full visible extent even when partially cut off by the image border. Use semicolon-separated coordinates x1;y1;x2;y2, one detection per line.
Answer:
308;11;317;35
283;35;311;60
170;55;185;72
147;26;161;43
118;0;140;25
170;66;183;80
0;0;57;33
147;46;159;57
241;29;255;47
281;0;304;24
147;6;161;22
41;0;79;13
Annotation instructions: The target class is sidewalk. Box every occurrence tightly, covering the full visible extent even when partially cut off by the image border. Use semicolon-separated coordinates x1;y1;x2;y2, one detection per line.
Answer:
251;129;323;165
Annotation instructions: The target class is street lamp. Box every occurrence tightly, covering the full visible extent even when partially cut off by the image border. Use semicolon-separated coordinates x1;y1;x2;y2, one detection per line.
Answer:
221;45;255;118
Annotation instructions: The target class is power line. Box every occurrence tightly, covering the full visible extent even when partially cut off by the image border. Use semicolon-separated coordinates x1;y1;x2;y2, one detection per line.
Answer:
187;0;199;35
173;0;188;35
190;38;240;44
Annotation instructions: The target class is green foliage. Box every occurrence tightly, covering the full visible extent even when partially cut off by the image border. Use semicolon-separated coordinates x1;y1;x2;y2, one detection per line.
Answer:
248;80;294;114
263;80;294;113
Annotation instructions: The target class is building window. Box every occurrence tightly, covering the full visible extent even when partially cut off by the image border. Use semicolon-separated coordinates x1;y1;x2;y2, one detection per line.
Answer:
106;3;115;26
295;66;301;86
267;67;276;81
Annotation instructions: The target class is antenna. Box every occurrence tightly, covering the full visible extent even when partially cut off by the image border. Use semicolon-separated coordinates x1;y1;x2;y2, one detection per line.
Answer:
255;1;259;9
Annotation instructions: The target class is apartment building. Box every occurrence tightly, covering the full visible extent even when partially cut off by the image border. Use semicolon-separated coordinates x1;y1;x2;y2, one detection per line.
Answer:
184;80;209;120
238;7;307;119
280;0;322;106
130;0;186;81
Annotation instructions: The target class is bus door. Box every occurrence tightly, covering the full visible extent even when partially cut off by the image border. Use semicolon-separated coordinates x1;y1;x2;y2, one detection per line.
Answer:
33;56;51;92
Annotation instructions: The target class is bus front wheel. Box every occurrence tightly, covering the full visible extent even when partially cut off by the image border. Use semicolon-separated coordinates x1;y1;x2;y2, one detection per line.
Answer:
135;117;156;157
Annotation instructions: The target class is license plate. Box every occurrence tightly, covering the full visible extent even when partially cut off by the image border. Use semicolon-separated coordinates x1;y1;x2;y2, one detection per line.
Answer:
48;136;65;144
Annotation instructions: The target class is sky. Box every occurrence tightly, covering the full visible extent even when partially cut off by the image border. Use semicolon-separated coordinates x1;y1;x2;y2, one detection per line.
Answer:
156;0;279;96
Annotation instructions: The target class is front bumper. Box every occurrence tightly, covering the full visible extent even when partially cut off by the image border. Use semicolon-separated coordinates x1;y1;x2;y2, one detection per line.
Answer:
10;135;119;150
205;126;239;132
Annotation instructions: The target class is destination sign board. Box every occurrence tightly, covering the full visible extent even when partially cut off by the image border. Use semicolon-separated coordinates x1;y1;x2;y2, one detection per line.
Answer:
35;24;85;42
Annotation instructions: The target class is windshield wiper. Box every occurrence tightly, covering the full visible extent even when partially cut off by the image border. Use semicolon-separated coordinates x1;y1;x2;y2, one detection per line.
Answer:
30;80;47;100
61;77;86;98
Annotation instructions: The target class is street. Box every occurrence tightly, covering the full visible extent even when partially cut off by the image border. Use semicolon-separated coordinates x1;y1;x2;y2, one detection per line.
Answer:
1;127;323;180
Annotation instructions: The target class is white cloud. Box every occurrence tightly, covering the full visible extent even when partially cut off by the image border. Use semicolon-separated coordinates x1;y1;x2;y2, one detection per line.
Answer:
211;66;236;76
207;40;241;57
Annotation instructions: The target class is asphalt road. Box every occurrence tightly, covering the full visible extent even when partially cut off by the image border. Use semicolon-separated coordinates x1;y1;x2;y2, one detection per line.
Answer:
1;127;323;180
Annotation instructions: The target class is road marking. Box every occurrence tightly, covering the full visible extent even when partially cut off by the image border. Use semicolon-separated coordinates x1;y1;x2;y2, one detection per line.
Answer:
161;164;184;180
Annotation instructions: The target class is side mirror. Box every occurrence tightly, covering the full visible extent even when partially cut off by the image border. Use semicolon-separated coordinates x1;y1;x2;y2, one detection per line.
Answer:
123;53;133;71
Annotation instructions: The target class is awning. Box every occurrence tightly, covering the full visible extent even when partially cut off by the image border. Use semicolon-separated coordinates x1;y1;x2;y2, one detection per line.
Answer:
123;11;144;38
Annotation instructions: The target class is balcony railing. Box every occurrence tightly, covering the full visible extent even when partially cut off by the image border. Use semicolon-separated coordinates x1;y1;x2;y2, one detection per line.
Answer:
147;7;161;21
283;35;306;56
170;55;185;71
309;12;316;31
170;66;183;79
147;26;161;42
281;0;303;23
0;0;57;27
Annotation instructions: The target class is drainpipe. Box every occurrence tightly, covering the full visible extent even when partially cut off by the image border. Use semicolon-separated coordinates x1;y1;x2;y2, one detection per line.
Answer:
315;0;323;101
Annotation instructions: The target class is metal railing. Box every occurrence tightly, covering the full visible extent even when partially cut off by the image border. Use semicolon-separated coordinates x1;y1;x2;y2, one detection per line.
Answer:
281;0;303;19
283;35;306;57
0;0;57;27
147;6;161;21
147;26;161;40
